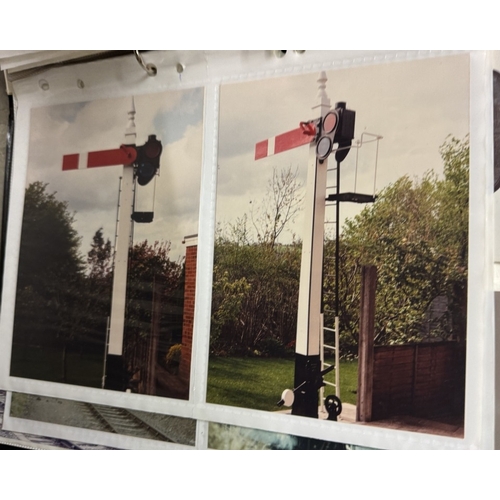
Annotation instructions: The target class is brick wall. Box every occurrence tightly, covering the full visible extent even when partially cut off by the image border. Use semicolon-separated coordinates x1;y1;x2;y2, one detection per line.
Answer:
179;235;197;383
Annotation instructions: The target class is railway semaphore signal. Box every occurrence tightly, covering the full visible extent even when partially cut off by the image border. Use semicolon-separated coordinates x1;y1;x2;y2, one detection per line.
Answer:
255;72;378;419
61;98;162;391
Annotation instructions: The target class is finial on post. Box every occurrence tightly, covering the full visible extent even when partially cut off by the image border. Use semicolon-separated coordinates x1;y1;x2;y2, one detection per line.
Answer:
313;71;331;114
125;96;137;145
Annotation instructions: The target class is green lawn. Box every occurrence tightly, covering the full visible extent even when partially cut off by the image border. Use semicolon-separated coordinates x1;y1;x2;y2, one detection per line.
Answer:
207;357;358;412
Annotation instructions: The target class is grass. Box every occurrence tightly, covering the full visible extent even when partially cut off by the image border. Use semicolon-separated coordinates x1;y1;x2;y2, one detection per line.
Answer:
207;356;358;412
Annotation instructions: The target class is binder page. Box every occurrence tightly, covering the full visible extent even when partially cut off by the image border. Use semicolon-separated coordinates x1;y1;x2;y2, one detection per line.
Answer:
0;50;491;450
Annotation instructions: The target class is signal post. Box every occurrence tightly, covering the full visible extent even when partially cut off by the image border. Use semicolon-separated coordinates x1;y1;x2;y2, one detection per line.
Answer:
255;72;355;418
62;98;162;391
293;73;331;417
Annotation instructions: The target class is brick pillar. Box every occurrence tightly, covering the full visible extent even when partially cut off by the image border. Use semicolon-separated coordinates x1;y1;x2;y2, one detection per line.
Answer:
179;234;197;383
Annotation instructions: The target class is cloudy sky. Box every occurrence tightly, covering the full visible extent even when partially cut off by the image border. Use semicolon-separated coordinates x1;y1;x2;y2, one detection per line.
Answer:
27;88;204;262
216;54;470;243
25;54;470;264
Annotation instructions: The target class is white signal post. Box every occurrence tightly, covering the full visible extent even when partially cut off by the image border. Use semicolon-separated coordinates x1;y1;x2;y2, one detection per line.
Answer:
257;73;381;418
108;99;136;356
61;97;150;391
291;72;333;418
255;72;340;418
256;74;383;419
296;72;330;357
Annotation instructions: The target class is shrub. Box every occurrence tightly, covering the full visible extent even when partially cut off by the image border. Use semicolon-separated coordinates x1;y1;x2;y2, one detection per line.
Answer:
166;344;182;374
255;337;287;357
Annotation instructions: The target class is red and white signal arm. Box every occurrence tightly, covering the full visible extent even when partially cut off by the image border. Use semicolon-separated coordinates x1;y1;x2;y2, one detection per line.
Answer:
255;121;317;160
62;145;137;171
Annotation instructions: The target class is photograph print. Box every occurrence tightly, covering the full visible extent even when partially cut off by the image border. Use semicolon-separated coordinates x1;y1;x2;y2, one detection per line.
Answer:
10;87;204;401
208;54;469;437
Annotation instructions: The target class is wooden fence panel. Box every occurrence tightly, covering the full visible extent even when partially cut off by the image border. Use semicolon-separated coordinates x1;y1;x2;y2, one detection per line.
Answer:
369;341;464;421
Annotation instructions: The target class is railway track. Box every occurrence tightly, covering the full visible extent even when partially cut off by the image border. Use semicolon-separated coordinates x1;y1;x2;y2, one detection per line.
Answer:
88;404;173;442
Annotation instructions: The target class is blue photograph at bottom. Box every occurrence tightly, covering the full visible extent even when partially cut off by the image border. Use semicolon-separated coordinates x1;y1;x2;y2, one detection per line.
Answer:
208;422;348;450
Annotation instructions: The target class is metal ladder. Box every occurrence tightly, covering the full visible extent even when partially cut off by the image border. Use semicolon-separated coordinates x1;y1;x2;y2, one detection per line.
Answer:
320;162;341;412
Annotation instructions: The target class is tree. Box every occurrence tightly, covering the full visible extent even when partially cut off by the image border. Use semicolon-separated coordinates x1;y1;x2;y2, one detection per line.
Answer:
326;136;469;354
81;228;114;352
16;182;83;292
12;182;87;381
211;166;304;355
214;137;469;358
122;240;184;385
211;238;301;355
249;165;304;247
432;136;469;342
87;227;112;282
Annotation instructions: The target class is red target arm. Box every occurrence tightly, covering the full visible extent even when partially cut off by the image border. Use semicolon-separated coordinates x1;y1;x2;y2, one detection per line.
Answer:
255;122;316;160
62;145;137;171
